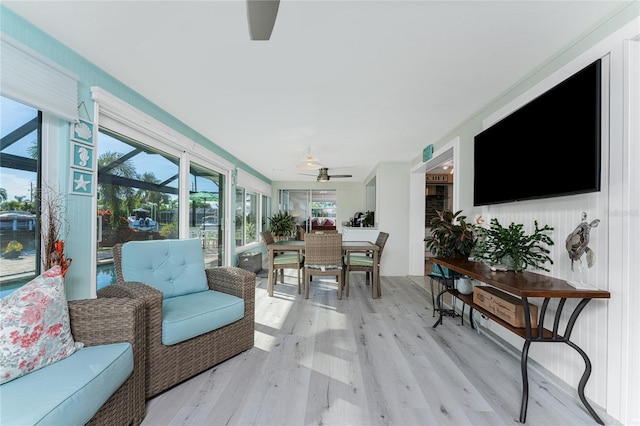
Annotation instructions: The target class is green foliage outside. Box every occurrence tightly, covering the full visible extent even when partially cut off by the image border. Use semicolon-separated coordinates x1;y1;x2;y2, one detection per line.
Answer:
4;240;23;254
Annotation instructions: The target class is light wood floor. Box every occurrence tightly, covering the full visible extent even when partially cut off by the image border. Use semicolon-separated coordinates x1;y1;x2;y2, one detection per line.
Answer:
141;272;618;426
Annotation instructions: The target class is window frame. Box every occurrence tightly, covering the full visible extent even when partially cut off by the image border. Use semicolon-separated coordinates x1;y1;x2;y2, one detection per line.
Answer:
92;87;236;269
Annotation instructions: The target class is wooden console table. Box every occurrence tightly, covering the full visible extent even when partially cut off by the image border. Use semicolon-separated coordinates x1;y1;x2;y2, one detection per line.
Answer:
431;257;610;424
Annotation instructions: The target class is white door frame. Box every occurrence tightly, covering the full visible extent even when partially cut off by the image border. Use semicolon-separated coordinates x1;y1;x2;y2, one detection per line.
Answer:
408;138;459;275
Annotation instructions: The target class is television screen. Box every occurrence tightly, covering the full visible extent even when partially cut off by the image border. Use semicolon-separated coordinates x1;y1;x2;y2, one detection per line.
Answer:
473;59;601;206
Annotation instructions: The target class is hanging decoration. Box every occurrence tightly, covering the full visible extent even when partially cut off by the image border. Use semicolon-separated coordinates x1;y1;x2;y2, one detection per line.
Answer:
565;211;600;272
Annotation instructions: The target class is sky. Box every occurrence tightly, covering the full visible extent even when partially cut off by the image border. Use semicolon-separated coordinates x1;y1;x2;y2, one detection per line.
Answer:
1;96;38;203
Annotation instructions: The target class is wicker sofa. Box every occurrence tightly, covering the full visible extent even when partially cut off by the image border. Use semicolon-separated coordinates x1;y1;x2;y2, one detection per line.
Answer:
98;238;255;398
69;298;147;425
0;297;146;426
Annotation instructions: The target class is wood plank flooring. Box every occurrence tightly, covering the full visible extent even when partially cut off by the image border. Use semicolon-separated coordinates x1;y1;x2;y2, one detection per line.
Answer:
140;272;618;426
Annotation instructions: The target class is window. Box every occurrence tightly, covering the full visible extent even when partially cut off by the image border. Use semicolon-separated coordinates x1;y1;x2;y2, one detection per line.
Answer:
0;96;41;296
311;201;337;219
245;190;258;244
93;87;238;287
235;187;258;247
261;194;271;232
190;162;225;267
96;128;179;288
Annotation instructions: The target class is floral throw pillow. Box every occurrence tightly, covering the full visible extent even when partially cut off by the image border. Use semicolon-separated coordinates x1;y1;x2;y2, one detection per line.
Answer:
0;266;83;384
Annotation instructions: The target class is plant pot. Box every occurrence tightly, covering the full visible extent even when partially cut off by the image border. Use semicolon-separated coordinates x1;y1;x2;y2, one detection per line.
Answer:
3;251;20;259
500;255;525;273
455;277;474;295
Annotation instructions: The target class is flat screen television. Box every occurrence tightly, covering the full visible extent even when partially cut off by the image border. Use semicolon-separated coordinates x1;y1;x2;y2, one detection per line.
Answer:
473;59;602;206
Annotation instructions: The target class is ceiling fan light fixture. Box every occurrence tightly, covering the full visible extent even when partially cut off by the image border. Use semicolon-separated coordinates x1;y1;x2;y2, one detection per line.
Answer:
296;155;322;170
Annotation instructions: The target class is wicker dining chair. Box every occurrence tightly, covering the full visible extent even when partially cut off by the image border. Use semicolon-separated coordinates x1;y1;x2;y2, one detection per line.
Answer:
344;231;389;297
303;233;344;299
260;231;304;293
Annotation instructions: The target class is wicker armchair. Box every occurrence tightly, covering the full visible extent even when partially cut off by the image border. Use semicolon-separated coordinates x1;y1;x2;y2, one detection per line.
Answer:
303;233;344;299
98;242;255;398
68;297;146;426
344;231;389;297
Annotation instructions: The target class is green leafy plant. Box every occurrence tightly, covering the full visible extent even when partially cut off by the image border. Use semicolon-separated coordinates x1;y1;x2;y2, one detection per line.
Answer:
4;240;23;254
473;218;554;273
424;209;476;258
362;210;375;227
268;211;297;239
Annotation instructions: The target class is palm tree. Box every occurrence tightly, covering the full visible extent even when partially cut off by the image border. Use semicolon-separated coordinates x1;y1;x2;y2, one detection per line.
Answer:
98;151;137;228
0;188;7;204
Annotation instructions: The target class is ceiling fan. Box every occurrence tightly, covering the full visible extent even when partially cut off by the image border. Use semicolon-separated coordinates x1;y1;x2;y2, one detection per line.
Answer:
300;167;353;182
246;0;280;41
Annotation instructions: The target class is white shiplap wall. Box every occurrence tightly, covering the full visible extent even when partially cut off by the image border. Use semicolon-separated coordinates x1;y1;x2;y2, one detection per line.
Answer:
471;44;615;406
477;192;610;402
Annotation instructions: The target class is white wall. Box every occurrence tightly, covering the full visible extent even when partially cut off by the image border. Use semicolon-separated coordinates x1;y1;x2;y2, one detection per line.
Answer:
408;14;640;425
374;162;411;276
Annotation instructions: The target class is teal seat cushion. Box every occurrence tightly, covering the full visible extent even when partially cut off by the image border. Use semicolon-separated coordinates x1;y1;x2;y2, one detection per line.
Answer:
120;238;208;299
273;253;303;265
162;290;245;345
345;254;374;267
0;343;132;426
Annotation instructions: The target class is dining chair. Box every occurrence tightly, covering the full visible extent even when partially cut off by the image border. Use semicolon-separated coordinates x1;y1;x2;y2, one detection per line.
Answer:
344;231;389;297
260;231;304;293
303;233;344;299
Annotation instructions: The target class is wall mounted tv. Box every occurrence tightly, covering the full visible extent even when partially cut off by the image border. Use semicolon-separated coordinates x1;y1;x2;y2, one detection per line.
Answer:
473;59;602;206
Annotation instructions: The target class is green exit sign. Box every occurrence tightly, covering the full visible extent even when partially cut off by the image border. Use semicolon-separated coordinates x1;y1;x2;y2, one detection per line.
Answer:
423;144;434;162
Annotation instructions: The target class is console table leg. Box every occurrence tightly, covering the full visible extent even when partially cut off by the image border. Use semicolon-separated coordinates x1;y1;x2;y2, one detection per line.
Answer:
519;340;532;423
567;341;605;425
432;288;447;328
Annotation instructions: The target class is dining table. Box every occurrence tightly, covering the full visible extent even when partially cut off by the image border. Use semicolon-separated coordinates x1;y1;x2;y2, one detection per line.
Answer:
266;240;381;298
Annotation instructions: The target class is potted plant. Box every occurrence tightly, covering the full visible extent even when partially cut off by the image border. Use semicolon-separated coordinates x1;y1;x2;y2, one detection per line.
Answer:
3;240;23;259
363;210;375;227
473;218;554;273
424;209;476;288
425;209;476;259
268;211;297;240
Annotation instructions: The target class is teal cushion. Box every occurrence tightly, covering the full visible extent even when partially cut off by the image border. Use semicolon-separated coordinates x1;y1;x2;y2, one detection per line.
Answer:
0;343;133;426
273;254;303;265
161;290;245;345
431;265;454;278
345;255;374;267
120;238;208;299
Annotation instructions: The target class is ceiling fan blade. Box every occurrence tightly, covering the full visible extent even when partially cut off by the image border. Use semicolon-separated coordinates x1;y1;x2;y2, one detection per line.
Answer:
246;0;280;41
313;167;353;181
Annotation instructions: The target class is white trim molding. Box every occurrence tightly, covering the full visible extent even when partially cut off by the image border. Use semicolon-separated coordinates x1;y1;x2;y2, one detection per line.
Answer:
237;168;272;195
91;86;234;171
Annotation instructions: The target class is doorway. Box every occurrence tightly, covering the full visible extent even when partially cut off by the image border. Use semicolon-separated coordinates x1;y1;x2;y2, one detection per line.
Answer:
424;159;454;274
408;139;458;276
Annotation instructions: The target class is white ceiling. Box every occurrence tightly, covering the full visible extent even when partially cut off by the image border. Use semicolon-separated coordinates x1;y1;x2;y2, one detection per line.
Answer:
3;1;627;182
